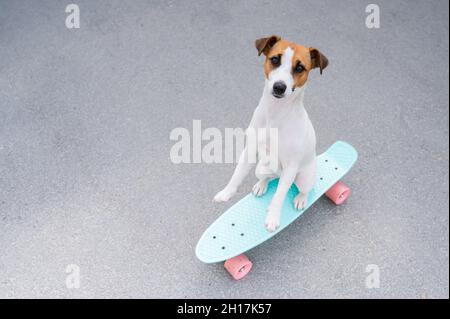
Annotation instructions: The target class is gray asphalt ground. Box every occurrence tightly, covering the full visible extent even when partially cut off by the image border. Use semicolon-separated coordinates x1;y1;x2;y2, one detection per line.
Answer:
0;0;448;299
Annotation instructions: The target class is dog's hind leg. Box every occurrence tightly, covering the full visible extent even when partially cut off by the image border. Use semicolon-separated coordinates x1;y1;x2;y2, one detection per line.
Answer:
293;159;317;210
252;170;274;197
252;160;279;197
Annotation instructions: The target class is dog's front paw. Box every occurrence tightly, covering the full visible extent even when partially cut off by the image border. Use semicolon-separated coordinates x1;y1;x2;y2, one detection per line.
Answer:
252;180;268;197
213;187;237;203
294;193;308;210
265;207;281;232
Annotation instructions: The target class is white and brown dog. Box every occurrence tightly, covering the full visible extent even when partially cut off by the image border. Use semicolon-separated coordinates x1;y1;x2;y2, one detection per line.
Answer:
214;35;328;232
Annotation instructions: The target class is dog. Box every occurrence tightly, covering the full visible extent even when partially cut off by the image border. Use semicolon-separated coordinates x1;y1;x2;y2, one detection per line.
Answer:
214;35;328;232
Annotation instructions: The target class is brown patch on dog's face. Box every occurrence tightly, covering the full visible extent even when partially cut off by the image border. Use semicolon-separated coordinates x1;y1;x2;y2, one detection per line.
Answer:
290;44;315;88
263;40;291;79
256;36;329;91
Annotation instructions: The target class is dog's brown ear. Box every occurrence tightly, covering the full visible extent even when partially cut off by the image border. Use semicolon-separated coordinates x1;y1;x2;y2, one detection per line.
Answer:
255;35;281;56
309;48;329;74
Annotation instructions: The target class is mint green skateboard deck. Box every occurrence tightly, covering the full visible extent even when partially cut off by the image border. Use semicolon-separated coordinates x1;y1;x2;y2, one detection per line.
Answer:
196;141;358;267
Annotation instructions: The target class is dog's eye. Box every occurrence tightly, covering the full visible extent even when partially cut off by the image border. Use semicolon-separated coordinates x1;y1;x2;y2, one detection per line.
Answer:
270;56;281;67
294;63;305;73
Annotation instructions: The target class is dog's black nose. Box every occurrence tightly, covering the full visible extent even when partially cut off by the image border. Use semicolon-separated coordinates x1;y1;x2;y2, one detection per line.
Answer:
273;81;287;96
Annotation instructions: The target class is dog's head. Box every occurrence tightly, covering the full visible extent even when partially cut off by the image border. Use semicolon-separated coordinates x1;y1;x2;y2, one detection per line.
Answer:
255;35;328;99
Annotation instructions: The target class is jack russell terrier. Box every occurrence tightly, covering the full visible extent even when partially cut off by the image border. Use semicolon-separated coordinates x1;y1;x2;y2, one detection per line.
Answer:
214;35;328;232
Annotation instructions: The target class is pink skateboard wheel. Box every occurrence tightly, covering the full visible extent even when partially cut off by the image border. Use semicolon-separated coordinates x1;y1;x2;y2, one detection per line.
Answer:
224;254;253;280
325;181;350;205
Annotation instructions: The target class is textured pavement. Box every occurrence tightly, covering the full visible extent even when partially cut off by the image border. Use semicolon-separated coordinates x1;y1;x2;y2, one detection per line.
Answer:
0;0;448;298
